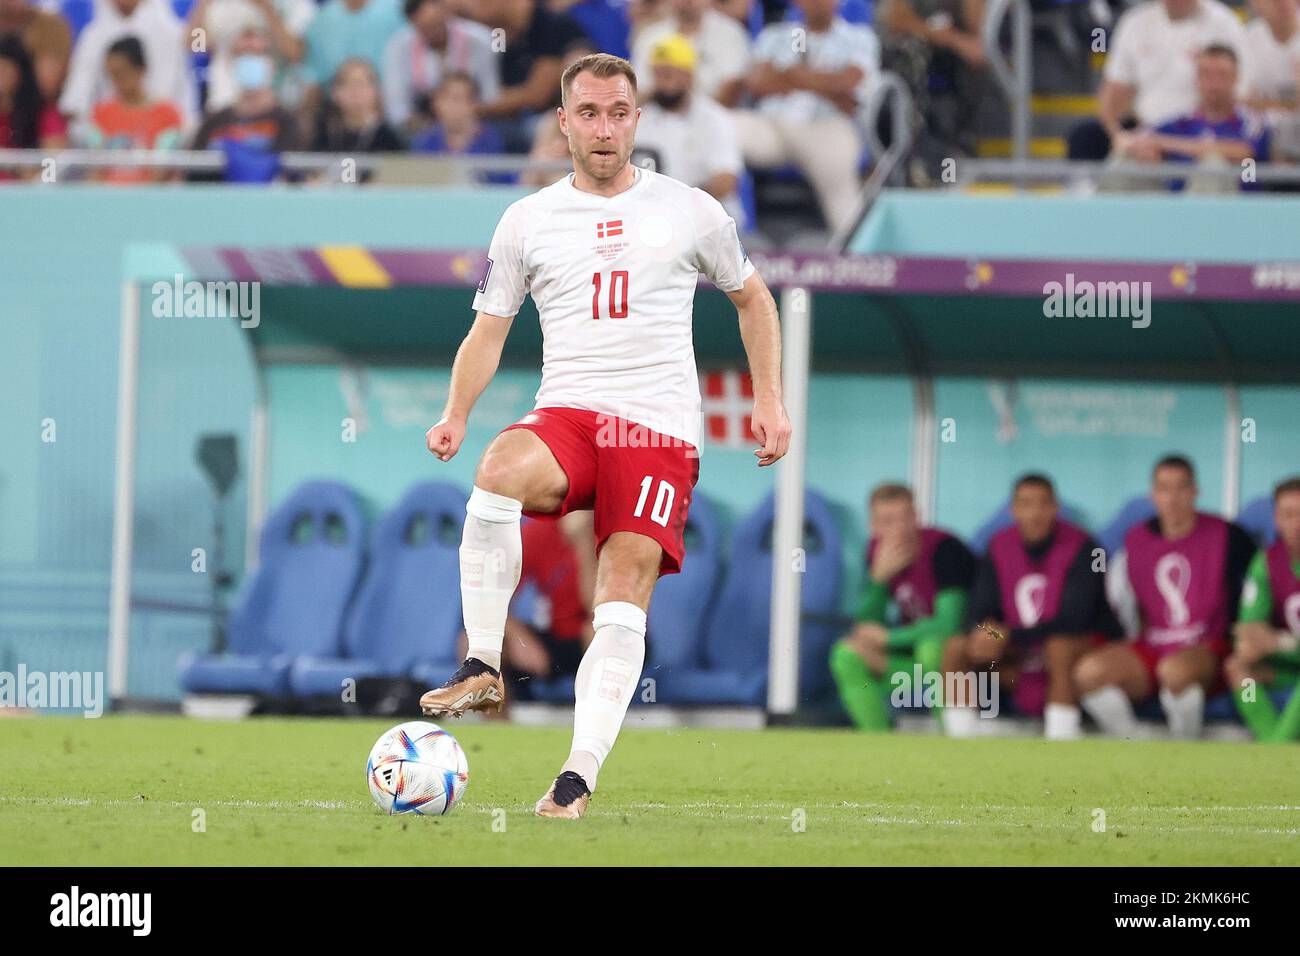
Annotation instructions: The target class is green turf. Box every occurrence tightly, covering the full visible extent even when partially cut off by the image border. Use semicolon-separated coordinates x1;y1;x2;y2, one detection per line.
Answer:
2;716;1298;866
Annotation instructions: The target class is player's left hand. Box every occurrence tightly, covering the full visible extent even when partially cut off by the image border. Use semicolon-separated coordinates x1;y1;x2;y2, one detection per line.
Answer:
751;397;791;467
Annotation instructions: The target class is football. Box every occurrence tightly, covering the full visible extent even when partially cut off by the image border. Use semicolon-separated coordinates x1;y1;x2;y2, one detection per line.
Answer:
366;721;469;816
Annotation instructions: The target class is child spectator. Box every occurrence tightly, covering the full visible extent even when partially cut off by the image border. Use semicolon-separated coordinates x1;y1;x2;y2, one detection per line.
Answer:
312;56;402;151
84;35;183;183
411;70;511;182
382;0;498;133
60;0;197;129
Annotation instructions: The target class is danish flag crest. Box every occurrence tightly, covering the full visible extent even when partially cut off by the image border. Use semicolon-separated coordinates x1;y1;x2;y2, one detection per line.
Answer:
701;369;753;447
596;219;623;239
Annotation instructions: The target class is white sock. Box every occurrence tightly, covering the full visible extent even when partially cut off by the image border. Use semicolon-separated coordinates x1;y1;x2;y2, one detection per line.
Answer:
942;707;979;738
459;486;523;672
1160;685;1205;740
562;601;647;792
1081;686;1139;737
1044;703;1082;740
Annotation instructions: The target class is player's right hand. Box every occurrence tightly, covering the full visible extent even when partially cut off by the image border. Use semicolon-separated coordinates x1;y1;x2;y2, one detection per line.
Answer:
425;416;465;462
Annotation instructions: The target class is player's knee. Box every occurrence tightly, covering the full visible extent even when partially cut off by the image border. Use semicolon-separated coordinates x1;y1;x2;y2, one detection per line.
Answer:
1155;655;1191;693
1222;655;1247;689
829;639;859;675
1072;651;1106;693
1044;636;1082;675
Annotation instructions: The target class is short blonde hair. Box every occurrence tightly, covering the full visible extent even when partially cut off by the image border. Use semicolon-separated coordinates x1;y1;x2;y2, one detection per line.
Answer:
869;483;913;508
561;53;638;110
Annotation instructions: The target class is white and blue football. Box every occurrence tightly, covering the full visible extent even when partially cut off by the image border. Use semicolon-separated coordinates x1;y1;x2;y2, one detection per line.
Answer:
366;721;469;816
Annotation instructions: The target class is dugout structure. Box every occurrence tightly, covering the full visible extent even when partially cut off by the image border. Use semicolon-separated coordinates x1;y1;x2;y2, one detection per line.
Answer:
109;214;1300;713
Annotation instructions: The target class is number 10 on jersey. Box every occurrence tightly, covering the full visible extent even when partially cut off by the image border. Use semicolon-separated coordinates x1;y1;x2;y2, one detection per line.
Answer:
591;270;629;320
634;475;674;528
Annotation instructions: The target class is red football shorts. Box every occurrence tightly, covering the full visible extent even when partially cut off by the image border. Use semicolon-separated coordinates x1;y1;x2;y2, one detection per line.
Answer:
1132;636;1230;692
502;407;700;576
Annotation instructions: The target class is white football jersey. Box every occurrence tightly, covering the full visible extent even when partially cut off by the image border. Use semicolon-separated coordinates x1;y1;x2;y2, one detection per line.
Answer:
472;165;755;449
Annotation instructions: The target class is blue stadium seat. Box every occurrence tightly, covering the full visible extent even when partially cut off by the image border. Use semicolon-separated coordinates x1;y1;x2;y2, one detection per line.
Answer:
527;494;726;704
1236;495;1277;546
657;490;843;706
970;499;1092;554
1097;496;1156;556
736;169;758;235
290;481;466;698
178;481;366;696
647;491;723;671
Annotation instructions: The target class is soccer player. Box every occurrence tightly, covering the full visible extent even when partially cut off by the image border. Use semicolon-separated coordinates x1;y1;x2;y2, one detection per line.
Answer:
829;483;975;731
1226;476;1300;742
942;474;1120;740
417;53;790;819
1077;455;1254;739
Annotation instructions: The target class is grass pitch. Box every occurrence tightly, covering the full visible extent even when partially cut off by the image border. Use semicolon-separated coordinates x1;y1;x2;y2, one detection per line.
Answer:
2;716;1297;866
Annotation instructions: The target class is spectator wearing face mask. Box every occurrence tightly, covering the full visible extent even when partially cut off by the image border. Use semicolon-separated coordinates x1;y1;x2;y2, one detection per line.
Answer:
83;35;183;182
191;25;304;182
186;0;316;113
632;34;743;221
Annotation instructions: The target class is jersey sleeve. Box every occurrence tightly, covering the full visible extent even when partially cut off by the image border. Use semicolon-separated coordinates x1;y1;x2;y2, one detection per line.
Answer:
471;202;530;317
692;190;755;293
1237;550;1273;624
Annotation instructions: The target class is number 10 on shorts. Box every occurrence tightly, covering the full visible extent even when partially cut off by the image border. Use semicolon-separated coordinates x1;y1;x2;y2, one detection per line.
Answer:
633;476;675;527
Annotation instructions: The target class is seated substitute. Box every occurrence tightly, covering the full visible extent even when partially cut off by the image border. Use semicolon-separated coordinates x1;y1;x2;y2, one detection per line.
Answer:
1077;455;1254;739
829;482;975;731
1227;475;1300;742
943;473;1120;740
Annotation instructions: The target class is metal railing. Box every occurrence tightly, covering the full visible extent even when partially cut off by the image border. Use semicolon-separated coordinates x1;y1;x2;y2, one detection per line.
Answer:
0;148;572;184
829;70;917;251
983;0;1032;165
952;157;1300;189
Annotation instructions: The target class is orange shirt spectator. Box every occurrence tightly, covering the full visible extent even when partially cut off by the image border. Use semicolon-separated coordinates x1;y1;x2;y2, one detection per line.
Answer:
84;36;182;183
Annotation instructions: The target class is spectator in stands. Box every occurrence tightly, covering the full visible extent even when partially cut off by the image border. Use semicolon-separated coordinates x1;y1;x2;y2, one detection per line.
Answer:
1228;475;1300;742
381;0;498;134
876;0;987;181
521;35;593;187
83;36;183;182
191;24;304;182
411;70;513;182
495;512;598;705
0;32;65;177
1078;455;1255;740
312;56;402;151
631;0;751;106
1068;0;1244;160
60;0;196;129
942;473;1121;739
549;0;631;60
732;0;879;236
634;34;744;219
1111;45;1270;192
475;0;589;152
301;0;404;127
186;0;315;114
0;0;72;105
829;482;976;732
1243;0;1300;159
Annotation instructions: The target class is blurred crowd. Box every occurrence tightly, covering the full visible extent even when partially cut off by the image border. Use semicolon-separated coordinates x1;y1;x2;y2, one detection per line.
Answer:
1;0;1298;213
